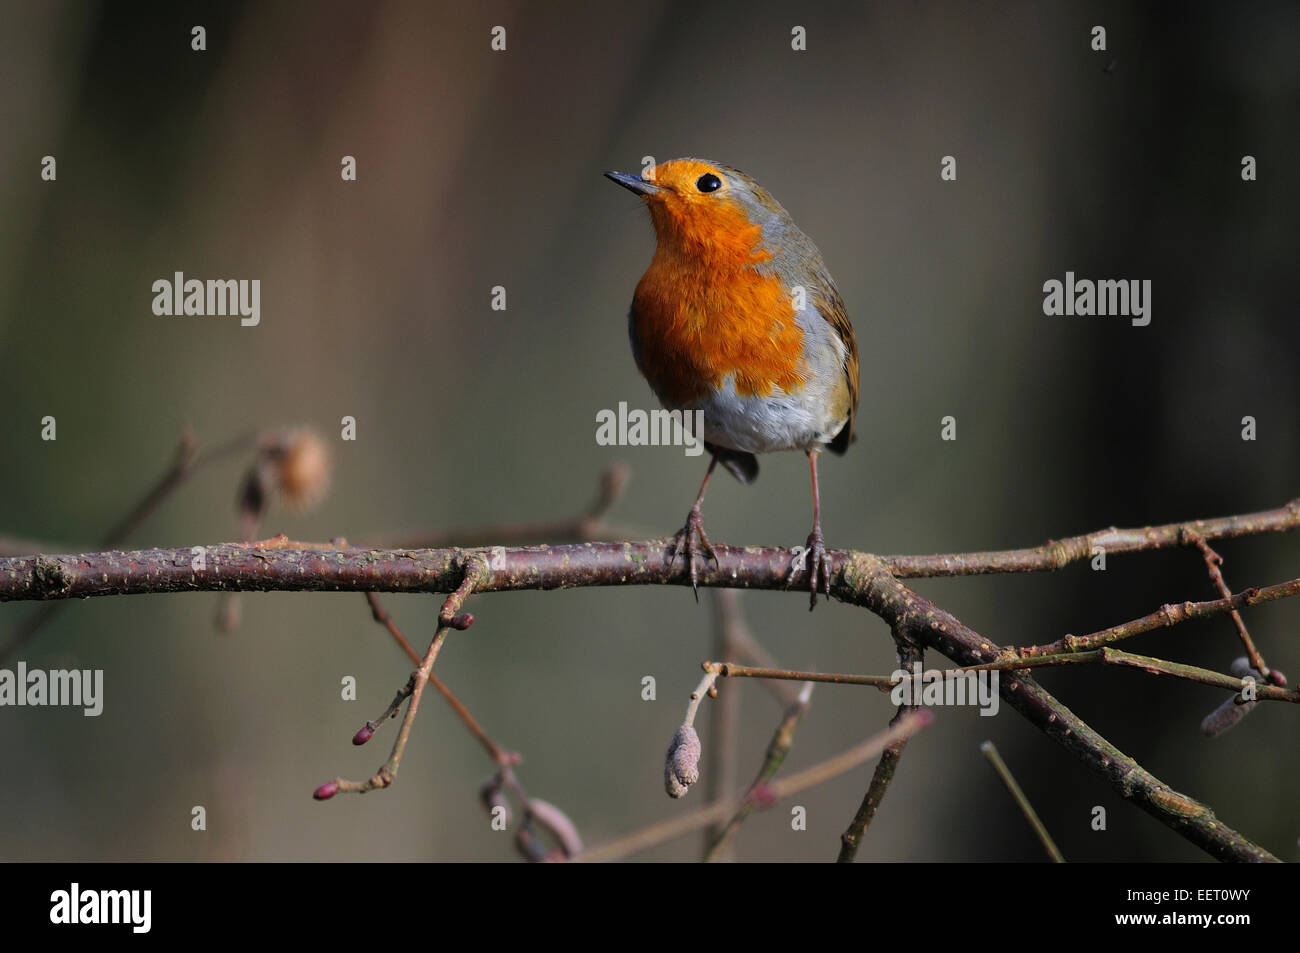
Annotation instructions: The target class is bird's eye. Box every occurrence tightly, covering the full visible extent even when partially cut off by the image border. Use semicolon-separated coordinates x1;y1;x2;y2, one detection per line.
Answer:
696;173;723;193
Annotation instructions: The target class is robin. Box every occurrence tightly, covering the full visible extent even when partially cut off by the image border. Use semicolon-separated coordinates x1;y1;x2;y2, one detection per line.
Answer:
605;158;858;608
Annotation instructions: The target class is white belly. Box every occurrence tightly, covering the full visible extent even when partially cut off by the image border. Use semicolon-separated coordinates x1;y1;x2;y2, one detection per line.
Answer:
687;373;847;454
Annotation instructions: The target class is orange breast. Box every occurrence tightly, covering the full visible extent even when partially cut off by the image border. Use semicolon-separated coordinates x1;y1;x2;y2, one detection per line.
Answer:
631;202;805;407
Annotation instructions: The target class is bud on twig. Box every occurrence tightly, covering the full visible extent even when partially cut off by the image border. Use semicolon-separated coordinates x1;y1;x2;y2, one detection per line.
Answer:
664;724;701;799
313;780;340;801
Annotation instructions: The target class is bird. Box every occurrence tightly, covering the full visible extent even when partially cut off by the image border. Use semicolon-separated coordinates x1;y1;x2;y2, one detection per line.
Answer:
604;158;858;608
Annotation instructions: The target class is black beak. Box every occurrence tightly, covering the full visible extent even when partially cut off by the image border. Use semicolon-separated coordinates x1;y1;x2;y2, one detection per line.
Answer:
603;170;664;196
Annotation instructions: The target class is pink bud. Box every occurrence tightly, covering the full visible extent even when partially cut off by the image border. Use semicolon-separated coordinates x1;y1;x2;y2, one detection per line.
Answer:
313;781;340;801
352;724;374;746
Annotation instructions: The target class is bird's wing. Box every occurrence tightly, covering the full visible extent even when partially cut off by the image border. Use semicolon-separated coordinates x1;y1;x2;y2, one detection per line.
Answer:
814;274;858;455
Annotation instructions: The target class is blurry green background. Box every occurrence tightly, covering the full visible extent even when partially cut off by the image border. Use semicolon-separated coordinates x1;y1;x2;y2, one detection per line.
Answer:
1;0;1297;862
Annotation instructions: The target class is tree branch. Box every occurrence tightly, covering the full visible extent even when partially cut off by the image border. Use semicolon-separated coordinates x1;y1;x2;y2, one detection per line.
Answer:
3;492;1294;862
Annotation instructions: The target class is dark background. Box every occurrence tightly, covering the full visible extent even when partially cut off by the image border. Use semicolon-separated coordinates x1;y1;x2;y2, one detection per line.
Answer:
0;0;1296;861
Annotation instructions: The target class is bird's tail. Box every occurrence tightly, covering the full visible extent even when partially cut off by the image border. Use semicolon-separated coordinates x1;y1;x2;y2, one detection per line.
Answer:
706;443;759;485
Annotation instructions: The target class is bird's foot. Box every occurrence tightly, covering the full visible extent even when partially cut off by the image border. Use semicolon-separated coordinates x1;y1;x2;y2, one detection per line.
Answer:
669;507;717;601
802;528;832;610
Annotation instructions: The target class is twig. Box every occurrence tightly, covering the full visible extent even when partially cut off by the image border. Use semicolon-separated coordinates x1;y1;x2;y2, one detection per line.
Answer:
1018;576;1300;659
2;500;1294;860
704;590;743;859
1183;528;1275;683
967;648;1298;702
575;709;933;862
837;632;922;862
706;661;896;691
695;650;1299;704
0;429;257;661
980;740;1065;862
705;681;814;861
841;551;1280;862
314;558;487;799
882;497;1300;577
363;592;516;763
367;463;635;548
710;587;799;705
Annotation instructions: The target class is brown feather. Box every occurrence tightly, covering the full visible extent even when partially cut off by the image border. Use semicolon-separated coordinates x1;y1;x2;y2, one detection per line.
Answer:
813;276;858;455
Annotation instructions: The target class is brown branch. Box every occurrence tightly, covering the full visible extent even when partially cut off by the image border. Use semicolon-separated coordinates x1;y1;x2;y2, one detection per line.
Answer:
363;592;515;764
965;648;1299;702
0;429;259;661
838;633;922;862
705;680;814;861
690;649;1299;704
3;493;1295;861
314;557;488;799
1019;576;1300;659
704;590;742;859
980;740;1065;862
707;661;896;691
1183;528;1276;683
366;463;634;548
575;709;932;863
882;497;1300;577
838;552;1281;862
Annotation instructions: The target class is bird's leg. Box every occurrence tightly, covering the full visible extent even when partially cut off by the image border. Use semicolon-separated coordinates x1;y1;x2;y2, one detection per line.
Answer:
803;450;832;609
670;455;719;600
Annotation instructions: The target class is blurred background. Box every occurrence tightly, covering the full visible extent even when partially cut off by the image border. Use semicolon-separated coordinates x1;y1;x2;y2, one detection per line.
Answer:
0;0;1297;862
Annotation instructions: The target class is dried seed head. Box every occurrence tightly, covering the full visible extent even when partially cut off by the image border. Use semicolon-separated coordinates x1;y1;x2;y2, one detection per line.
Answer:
268;428;331;509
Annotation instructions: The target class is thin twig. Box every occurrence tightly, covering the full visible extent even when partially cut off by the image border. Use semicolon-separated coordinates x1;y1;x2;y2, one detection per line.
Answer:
837;632;922;862
707;661;896;691
882;497;1300;577
705;681;814;861
367;463;635;548
843;551;1280;862
363;592;515;763
1183;528;1274;682
316;558;487;798
965;648;1299;702
704;590;743;859
0;429;258;662
981;740;1065;862
575;709;933;863
1017;576;1300;659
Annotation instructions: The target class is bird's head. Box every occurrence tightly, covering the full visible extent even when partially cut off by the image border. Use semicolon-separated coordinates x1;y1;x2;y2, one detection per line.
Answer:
604;158;793;265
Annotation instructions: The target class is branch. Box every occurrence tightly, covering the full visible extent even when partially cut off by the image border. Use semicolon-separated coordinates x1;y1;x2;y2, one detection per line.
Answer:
705;680;814;861
575;709;932;863
838;632;922;862
314;557;487;799
839;553;1281;862
980;741;1065;862
882;497;1300;577
1184;528;1276;682
3;493;1294;862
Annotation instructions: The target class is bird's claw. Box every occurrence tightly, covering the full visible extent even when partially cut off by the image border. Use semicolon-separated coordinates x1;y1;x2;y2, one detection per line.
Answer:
669;507;717;601
803;529;832;610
